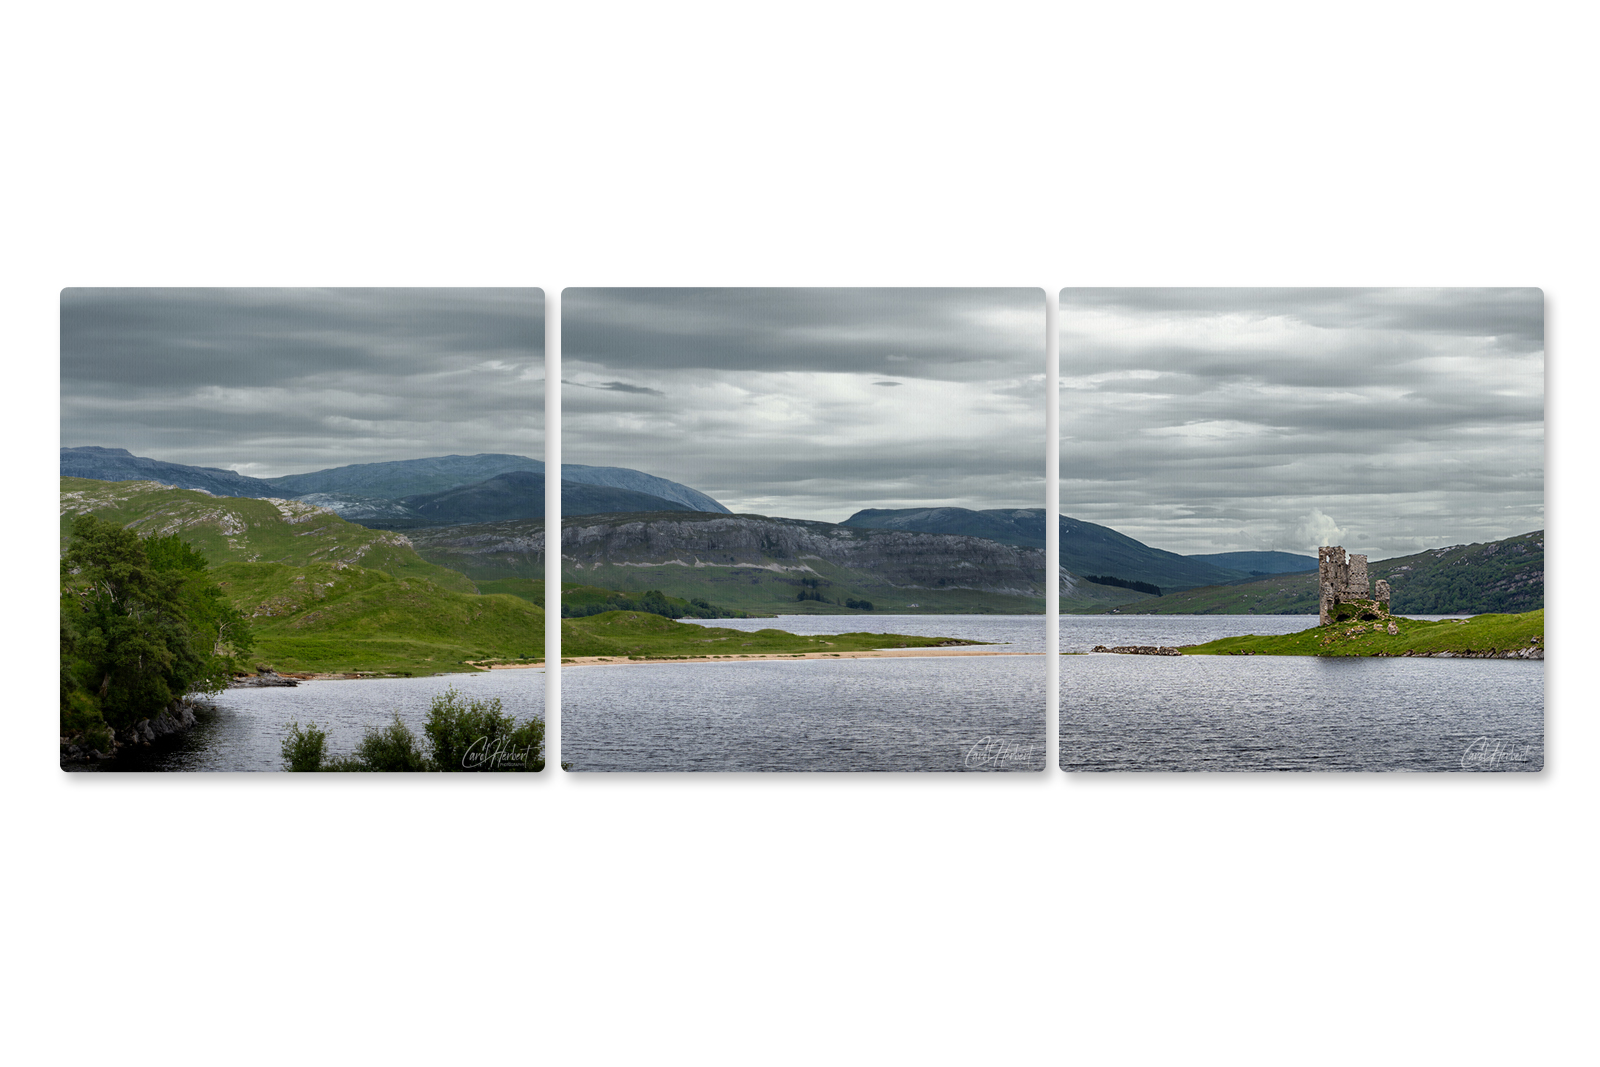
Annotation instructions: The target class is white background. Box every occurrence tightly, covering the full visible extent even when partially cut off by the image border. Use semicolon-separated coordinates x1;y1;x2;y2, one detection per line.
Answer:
5;3;1594;1064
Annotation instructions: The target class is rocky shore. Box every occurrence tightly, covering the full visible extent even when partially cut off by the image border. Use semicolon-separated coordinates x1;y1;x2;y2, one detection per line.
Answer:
229;668;301;688
1393;647;1544;659
60;697;210;765
1092;645;1183;656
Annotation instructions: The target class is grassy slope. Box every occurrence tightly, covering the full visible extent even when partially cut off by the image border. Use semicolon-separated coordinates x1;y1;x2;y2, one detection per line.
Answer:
1182;610;1543;657
214;562;544;674
560;610;979;660
62;478;542;674
570;560;1046;615
60;477;476;592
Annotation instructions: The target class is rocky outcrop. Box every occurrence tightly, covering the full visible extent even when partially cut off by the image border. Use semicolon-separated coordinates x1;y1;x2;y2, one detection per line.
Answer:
60;698;207;765
557;514;1049;597
1091;645;1182;656
409;511;1053;597
1400;647;1544;660
230;669;300;688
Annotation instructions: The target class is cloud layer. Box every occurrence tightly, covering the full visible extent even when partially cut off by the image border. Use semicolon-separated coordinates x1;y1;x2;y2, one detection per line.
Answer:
61;288;544;477
1060;288;1545;558
562;288;1046;523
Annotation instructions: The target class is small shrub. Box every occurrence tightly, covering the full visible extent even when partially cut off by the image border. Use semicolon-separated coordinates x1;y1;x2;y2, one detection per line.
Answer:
281;720;328;771
349;713;428;771
423;687;544;772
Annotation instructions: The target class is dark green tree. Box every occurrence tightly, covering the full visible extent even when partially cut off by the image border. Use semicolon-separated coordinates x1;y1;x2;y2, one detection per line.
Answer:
422;687;545;771
60;515;253;745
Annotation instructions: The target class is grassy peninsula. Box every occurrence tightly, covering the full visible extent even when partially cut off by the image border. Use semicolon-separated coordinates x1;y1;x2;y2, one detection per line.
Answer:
559;610;982;662
1181;610;1544;658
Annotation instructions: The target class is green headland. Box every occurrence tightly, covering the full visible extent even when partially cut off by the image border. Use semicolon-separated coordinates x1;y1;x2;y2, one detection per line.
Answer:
1177;610;1544;658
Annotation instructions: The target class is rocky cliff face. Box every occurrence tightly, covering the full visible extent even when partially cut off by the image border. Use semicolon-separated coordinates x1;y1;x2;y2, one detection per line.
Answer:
562;513;1049;595
409;512;1058;597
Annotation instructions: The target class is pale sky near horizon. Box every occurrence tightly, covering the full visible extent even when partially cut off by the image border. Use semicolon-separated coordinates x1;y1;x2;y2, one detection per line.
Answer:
60;288;544;478
1060;288;1545;559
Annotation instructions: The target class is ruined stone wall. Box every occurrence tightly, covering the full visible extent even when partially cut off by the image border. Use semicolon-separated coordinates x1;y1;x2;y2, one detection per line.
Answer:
1320;545;1373;624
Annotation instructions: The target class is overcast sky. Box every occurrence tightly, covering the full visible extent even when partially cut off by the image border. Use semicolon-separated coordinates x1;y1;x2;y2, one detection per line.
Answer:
562;288;1045;522
1060;288;1545;559
61;288;543;477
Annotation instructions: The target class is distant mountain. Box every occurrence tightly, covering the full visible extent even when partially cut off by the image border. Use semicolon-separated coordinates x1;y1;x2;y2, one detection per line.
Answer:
1185;551;1317;575
60;446;283;499
843;507;1050;548
267;454;732;514
263;453;544;498
842;507;1246;592
341;471;699;528
62;447;733;516
559;464;731;513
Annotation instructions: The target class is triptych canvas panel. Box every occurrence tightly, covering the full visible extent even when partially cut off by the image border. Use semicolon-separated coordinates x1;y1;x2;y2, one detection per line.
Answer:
58;287;1544;773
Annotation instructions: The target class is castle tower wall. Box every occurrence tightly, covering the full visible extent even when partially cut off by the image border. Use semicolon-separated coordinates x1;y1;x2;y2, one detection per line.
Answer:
1319;545;1380;625
1346;554;1369;599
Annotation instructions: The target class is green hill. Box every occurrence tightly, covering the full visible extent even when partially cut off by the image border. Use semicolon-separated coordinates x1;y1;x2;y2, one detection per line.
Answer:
1073;531;1544;616
61;478;543;675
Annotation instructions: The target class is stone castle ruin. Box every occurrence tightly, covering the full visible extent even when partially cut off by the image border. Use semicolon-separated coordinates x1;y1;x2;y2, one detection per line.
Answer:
1319;546;1391;626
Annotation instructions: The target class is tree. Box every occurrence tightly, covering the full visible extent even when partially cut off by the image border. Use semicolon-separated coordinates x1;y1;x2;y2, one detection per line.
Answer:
60;515;253;746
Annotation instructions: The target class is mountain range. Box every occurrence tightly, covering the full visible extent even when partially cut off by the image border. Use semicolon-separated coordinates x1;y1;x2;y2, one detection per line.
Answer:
85;448;1532;613
842;507;1315;592
60;447;729;526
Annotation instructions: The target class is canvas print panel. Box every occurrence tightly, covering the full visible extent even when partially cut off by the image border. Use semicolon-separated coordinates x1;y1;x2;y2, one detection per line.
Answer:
1057;288;1544;772
557;288;1047;771
60;288;549;772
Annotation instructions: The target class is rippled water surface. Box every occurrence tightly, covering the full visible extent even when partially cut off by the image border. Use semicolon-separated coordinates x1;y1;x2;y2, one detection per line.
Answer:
99;670;546;772
1060;616;1543;772
565;615;1046;772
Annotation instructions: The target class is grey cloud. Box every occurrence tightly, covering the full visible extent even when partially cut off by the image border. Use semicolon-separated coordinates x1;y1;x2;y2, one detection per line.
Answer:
1059;288;1543;558
563;287;1043;382
562;289;1046;522
61;288;543;476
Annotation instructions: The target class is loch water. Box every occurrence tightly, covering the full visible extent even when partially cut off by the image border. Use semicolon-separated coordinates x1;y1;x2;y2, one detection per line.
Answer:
1059;614;1544;772
89;669;547;772
563;614;1048;772
81;613;1542;773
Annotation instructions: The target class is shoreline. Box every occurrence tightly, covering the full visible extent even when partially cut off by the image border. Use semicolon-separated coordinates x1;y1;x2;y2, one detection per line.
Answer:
233;646;1034;680
561;647;1036;667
